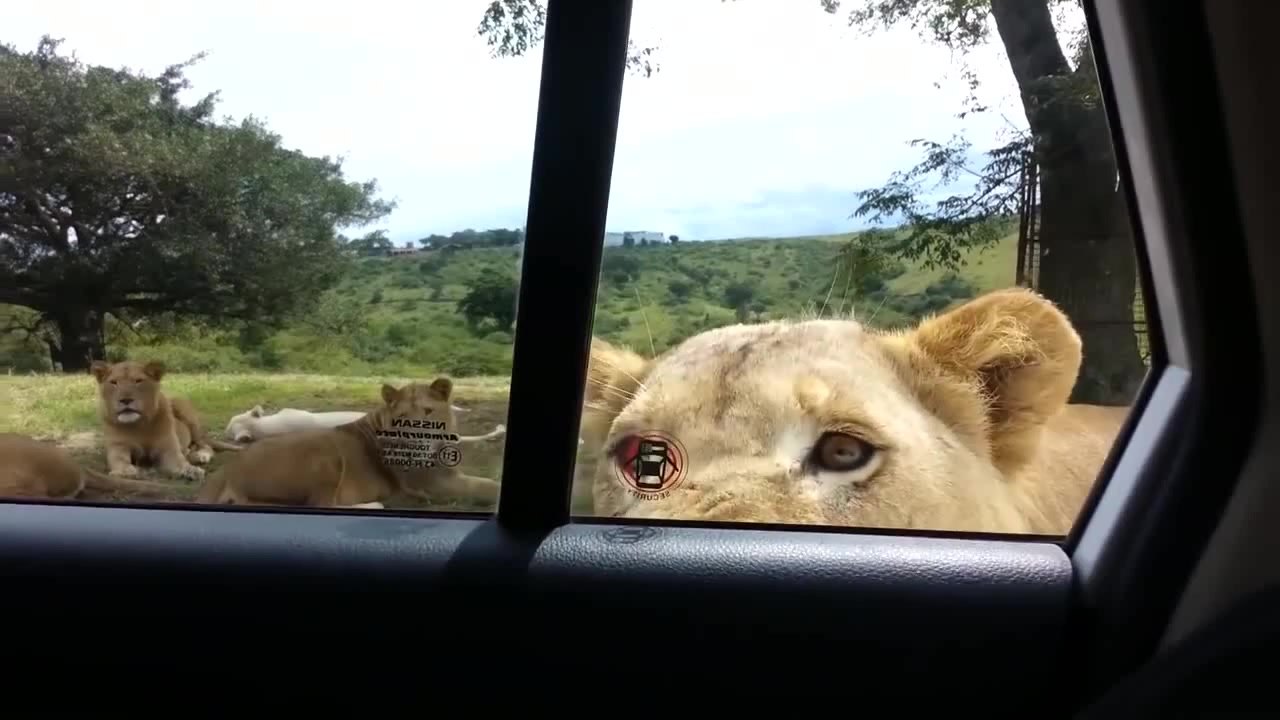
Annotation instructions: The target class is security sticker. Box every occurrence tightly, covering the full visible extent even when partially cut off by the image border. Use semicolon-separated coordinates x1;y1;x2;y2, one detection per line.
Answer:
375;418;461;469
612;430;688;500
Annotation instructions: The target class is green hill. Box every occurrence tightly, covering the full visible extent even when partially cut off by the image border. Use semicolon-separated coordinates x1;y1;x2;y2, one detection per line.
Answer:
0;230;1019;377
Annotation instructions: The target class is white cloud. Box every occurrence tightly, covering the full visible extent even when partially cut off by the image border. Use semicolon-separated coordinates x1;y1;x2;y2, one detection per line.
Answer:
4;0;1060;242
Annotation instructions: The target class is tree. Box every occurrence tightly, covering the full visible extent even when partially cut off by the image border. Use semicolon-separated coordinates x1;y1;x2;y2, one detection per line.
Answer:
724;282;756;321
427;227;523;250
457;269;519;332
820;230;902;311
0;37;394;371
348;230;394;256
303;292;367;338
668;279;695;300
837;0;1143;404
600;251;642;284
476;0;1144;404
477;0;660;78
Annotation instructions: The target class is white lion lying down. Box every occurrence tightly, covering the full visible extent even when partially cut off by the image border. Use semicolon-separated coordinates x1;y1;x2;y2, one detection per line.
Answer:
224;405;505;445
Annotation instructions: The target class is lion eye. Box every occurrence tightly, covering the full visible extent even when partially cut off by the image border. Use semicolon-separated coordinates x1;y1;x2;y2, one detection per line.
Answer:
811;432;875;473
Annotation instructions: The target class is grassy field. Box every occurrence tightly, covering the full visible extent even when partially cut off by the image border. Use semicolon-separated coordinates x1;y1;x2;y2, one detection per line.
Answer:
0;226;1157;515
0;228;1030;513
0;371;613;513
0;227;1021;379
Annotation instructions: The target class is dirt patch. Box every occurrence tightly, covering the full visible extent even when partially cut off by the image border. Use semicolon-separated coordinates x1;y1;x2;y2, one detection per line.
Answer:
58;431;98;451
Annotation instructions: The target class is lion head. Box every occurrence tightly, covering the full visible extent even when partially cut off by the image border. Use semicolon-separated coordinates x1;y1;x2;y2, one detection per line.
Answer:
90;360;169;427
224;405;266;443
580;288;1087;534
370;378;458;429
363;377;461;483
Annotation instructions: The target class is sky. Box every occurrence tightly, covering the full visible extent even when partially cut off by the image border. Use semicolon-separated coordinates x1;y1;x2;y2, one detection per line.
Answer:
4;1;1079;244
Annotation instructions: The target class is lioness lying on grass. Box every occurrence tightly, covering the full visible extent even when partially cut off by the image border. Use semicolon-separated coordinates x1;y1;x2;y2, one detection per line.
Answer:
0;432;179;501
196;377;501;508
581;287;1130;536
90;360;241;483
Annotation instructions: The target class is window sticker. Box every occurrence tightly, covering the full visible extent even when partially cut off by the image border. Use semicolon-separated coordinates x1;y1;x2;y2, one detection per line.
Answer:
376;418;461;469
612;430;688;501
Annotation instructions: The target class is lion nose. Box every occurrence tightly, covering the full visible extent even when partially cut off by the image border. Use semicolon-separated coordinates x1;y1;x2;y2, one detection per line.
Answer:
119;398;134;406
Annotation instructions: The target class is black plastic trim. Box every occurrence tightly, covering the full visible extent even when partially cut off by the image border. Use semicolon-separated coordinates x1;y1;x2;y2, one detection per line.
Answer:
1076;583;1280;717
498;0;633;533
1071;0;1263;694
0;502;1075;704
1059;0;1172;559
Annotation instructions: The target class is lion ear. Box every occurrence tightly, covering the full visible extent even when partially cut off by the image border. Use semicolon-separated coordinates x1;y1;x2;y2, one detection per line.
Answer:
583;337;652;431
142;360;166;381
251;405;264;418
380;383;402;405
428;377;454;401
89;360;110;383
906;287;1083;473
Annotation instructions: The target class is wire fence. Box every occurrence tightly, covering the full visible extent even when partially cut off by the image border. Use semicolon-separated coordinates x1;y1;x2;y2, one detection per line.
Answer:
1017;152;1151;368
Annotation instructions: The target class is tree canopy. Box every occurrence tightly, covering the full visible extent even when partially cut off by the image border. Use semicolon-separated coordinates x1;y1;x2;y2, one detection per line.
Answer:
478;0;660;78
457;268;519;331
0;36;395;370
477;0;1146;404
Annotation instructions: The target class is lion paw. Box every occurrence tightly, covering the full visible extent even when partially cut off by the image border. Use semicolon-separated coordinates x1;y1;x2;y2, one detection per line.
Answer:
190;448;214;465
110;466;140;479
180;465;206;482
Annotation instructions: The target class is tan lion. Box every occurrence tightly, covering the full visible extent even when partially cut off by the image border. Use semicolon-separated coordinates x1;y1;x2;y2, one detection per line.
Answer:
580;287;1132;536
90;359;241;483
195;377;501;509
0;432;182;501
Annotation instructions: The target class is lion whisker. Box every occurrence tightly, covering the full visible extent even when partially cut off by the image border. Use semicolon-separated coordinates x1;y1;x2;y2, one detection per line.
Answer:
590;356;648;394
633;285;657;360
588;378;638;403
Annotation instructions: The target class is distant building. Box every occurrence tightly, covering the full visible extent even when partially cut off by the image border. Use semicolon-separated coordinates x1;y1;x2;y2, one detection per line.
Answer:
512;229;667;250
604;230;666;247
387;243;420;258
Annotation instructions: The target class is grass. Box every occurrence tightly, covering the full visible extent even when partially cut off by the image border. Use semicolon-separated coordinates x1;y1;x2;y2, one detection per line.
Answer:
0;226;1023;380
0;227;1155;516
0;372;614;513
4;225;1114;516
887;234;1016;294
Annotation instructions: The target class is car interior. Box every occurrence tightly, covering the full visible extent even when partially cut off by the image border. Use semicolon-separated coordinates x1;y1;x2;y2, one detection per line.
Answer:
2;0;1277;714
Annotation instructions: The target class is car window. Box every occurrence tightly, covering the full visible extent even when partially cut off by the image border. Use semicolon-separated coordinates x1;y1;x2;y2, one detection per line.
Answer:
566;1;1153;537
0;1;530;514
0;1;1154;540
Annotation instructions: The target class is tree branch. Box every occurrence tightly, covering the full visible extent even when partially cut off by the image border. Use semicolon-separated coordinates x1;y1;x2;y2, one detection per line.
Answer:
21;195;69;252
988;0;1070;107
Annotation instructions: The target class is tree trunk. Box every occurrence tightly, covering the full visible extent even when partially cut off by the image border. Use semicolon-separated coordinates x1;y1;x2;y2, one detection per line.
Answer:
51;308;106;374
991;0;1147;406
1035;145;1146;405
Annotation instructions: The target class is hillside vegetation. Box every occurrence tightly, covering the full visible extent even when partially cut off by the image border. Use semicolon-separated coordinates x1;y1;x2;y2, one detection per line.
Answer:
0;230;1019;378
0;228;1020;512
